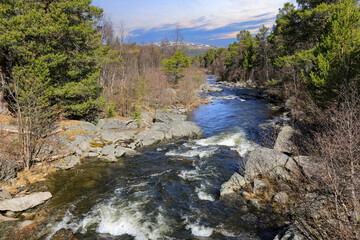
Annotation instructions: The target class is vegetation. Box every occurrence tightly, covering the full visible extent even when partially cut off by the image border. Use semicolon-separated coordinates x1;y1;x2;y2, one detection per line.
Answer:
201;0;360;238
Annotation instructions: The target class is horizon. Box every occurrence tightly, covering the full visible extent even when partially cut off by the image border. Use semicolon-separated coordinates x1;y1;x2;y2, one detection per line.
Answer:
91;0;296;47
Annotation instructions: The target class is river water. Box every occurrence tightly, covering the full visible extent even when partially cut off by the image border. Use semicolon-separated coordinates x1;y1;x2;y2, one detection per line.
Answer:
37;76;283;240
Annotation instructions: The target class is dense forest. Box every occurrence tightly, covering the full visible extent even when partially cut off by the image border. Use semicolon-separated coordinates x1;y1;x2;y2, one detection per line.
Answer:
0;0;359;239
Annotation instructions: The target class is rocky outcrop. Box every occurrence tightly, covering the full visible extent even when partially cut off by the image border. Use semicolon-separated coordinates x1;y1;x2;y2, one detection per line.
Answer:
220;173;247;197
200;82;224;92
36;110;202;170
273;224;306;240
0;192;52;212
97;118;138;131
154;110;187;123
274;126;295;154
244;146;298;181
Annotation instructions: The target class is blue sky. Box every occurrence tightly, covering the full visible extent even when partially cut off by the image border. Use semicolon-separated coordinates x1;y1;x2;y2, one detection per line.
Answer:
92;0;296;46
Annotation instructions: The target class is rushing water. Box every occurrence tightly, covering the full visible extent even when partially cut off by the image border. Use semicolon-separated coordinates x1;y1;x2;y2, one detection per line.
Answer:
35;76;284;240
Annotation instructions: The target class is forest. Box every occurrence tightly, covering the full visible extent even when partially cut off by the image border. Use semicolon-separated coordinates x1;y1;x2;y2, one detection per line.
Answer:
0;0;359;239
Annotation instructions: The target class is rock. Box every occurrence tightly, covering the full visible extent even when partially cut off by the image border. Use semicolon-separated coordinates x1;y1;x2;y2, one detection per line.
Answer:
200;82;224;92
62;121;99;133
154;110;187;123
135;123;166;147
55;156;80;170
273;223;306;240
249;198;262;210
294;156;325;181
0;214;18;222
270;166;292;181
273;192;289;204
244;146;299;181
122;147;139;156
18;220;33;229
99;146;126;161
140;112;154;127
220;173;247;197
5;211;16;217
280;184;292;192
0;192;52;212
51;228;77;240
253;179;267;194
285;96;296;110
0;187;12;200
274;126;295;154
167;121;202;139
242;191;251;198
97;118;138;131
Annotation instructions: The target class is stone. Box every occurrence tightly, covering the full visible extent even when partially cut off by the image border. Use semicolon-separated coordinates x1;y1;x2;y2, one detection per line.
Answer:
0;187;12;200
242;191;251;198
273;192;289;204
99;145;126;161
274;126;295;154
55;156;80;170
270;166;292;181
154;110;187;123
273;223;306;240
123;147;139;156
244;146;299;181
220;173;247;197
253;179;267;194
0;192;52;212
62;121;99;132
0;214;18;222
294;156;325;181
200;82;224;92
140;112;154;127
166;121;202;139
284;96;296;110
97;118;138;131
280;184;292;192
249;198;261;210
18;220;33;229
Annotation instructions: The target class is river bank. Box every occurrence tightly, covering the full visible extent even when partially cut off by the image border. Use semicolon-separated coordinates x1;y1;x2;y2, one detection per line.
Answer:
0;76;315;239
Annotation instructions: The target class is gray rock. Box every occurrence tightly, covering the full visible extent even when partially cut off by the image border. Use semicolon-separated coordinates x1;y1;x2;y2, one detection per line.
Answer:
249;198;262;210
220;173;247;197
200;83;224;92
274;126;295;154
62;121;99;132
253;179;267;194
285;96;296;110
0;192;52;212
97;118;138;131
270;166;292;181
154;110;187;123
123;147;139;156
100;145;126;161
167;121;202;139
273;224;306;240
242;191;251;198
245;146;299;181
55;156;80;170
0;188;12;200
294;156;324;180
273;192;289;204
140;112;154;127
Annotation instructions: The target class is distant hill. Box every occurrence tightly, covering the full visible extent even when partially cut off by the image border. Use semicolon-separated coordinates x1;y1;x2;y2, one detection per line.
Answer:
151;42;221;57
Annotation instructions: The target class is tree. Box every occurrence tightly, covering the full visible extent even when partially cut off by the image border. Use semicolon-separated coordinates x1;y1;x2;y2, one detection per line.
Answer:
0;0;104;169
162;50;191;85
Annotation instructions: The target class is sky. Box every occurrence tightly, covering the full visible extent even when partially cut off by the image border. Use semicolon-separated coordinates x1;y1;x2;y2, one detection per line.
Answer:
91;0;296;46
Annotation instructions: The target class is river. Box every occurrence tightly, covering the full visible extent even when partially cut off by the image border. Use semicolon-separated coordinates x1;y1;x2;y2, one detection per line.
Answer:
36;76;284;240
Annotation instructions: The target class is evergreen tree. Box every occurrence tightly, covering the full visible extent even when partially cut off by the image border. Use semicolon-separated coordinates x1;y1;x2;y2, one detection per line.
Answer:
162;50;191;85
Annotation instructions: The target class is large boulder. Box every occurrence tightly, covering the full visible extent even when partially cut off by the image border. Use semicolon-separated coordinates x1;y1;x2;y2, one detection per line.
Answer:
245;146;299;181
273;224;306;240
167;121;202;139
274;126;295;154
220;173;247;197
99;145;126;161
0;192;52;212
154;110;187;123
97;118;138;131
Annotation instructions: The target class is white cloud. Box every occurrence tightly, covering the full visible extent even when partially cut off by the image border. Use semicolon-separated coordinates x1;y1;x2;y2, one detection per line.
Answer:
95;0;295;33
